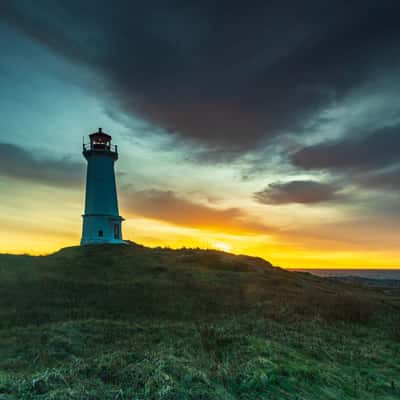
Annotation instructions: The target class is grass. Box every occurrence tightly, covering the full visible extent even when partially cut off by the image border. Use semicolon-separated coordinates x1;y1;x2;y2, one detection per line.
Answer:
0;243;399;399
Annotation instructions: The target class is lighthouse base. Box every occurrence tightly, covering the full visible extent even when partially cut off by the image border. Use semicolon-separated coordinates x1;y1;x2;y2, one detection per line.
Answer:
81;214;125;245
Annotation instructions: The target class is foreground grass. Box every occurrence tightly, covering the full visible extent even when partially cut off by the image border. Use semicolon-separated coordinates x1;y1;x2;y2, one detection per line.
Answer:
0;244;399;399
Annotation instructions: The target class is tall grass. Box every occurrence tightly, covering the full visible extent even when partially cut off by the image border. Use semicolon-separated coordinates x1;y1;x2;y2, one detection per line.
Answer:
0;244;399;399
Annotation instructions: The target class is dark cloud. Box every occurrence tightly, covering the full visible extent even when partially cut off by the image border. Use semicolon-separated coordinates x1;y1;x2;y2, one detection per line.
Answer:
254;180;340;205
2;1;400;151
292;126;400;171
122;189;272;234
0;143;83;187
356;166;400;191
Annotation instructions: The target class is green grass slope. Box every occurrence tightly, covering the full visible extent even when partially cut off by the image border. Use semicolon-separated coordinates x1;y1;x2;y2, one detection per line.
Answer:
0;243;399;399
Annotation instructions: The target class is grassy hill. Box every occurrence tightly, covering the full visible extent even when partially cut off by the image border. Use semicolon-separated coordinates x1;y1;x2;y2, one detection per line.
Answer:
0;243;399;399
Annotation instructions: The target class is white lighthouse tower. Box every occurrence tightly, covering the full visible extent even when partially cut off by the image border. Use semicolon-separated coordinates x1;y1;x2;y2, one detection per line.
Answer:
81;128;125;245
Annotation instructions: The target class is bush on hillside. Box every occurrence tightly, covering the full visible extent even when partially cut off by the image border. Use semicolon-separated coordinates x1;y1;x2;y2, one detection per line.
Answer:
292;292;377;323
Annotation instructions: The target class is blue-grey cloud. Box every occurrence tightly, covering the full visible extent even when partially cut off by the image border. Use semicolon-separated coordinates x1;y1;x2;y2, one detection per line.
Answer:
357;166;400;191
0;143;83;187
254;180;340;205
2;1;400;152
292;126;400;171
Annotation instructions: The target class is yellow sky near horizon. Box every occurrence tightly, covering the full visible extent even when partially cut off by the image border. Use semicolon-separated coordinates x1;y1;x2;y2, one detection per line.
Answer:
1;172;400;270
1;211;399;269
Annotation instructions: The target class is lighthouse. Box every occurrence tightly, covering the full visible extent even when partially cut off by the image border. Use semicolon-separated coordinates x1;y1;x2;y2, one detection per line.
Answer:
81;128;125;245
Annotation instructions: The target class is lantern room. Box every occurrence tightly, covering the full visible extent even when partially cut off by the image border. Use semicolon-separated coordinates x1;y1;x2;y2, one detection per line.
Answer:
89;127;112;150
83;128;118;160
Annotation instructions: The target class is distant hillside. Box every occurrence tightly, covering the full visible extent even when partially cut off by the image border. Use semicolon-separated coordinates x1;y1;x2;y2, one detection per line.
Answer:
0;243;399;399
330;276;400;290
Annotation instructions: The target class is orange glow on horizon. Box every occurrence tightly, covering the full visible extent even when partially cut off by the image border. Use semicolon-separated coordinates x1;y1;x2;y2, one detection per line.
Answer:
1;215;399;270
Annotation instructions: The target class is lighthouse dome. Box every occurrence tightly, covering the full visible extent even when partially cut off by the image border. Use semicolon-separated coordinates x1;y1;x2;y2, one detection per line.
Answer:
89;127;112;141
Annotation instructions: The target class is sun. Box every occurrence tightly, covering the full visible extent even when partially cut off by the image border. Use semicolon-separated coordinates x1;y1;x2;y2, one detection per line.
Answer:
213;242;232;253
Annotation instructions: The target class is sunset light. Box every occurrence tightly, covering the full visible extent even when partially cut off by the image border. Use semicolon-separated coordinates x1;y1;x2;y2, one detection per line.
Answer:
212;242;232;253
0;3;399;271
1;3;400;398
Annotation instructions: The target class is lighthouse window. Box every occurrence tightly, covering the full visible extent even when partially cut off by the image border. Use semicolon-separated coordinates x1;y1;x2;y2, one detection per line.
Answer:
114;224;119;239
98;230;103;237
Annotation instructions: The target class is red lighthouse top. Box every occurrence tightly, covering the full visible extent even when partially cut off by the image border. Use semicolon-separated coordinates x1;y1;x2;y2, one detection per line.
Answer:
89;127;112;148
83;128;118;158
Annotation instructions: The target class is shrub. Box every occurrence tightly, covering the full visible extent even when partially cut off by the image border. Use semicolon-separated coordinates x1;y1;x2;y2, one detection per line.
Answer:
292;291;377;324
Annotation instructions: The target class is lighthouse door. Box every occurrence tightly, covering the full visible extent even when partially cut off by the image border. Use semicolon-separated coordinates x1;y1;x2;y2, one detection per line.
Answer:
113;224;120;239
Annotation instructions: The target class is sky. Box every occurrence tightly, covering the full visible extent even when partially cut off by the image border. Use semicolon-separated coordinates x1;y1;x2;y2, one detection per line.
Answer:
0;1;400;268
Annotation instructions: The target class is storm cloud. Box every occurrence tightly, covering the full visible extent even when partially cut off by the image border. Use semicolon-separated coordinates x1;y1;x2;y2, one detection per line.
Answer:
254;180;340;205
356;166;400;191
2;1;400;151
292;126;400;172
0;143;83;187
